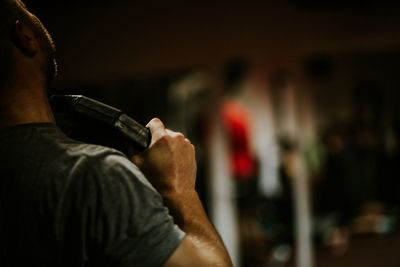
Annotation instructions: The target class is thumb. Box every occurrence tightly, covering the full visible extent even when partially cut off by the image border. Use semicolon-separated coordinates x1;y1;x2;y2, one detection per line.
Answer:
146;118;166;146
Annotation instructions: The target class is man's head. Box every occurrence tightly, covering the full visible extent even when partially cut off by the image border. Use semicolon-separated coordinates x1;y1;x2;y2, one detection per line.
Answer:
0;0;57;90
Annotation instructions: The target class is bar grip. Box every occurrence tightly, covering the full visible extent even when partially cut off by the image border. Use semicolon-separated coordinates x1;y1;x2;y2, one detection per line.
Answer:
50;95;151;155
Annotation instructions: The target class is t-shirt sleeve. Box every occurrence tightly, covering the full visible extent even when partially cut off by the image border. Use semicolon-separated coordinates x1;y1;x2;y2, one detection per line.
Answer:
69;152;185;267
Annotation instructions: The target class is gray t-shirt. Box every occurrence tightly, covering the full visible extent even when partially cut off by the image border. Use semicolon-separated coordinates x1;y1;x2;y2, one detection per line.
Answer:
0;123;185;267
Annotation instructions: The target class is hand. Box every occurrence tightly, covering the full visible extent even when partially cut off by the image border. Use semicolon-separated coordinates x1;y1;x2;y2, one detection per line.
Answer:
131;118;197;195
132;119;233;267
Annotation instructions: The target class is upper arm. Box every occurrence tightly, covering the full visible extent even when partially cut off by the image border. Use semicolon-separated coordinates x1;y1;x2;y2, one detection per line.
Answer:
68;152;185;266
163;235;230;267
163;236;203;267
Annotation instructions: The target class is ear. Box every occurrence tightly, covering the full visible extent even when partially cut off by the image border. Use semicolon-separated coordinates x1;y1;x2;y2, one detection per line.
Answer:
12;19;39;57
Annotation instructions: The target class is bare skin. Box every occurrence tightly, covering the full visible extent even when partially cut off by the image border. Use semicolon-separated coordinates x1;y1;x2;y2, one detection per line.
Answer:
132;119;233;266
0;17;55;127
1;1;233;266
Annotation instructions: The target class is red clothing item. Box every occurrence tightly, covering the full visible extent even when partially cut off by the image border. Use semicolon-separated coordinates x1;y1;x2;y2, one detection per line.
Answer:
221;100;255;180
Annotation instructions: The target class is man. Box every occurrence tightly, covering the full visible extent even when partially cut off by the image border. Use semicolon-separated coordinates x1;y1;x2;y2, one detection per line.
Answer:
0;0;233;266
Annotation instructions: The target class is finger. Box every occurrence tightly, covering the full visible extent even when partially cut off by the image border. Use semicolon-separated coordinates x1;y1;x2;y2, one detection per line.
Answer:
146;118;165;129
166;129;185;140
182;137;195;152
147;118;166;144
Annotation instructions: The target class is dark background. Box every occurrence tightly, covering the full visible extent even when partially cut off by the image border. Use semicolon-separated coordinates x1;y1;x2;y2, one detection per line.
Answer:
21;1;400;266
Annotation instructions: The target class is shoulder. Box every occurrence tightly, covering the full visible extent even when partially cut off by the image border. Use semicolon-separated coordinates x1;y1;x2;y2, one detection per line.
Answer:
55;143;164;231
52;140;185;266
63;142;156;192
42;128;159;205
84;146;157;192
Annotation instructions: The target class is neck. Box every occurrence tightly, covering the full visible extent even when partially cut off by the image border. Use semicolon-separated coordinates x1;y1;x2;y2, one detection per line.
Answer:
0;84;55;128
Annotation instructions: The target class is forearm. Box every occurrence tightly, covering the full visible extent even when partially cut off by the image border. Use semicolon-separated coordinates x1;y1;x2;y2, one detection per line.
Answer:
130;118;232;265
162;190;233;266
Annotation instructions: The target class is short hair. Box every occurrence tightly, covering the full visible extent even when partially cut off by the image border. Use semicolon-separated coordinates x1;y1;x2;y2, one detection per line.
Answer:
0;0;57;90
0;0;26;89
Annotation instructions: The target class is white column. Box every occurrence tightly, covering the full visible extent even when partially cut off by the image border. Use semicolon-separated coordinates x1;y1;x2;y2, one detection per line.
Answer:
209;120;240;267
279;83;314;267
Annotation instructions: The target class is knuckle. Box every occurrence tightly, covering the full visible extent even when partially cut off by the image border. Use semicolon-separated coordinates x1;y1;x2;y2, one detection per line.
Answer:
175;132;185;140
167;130;185;141
151;117;161;123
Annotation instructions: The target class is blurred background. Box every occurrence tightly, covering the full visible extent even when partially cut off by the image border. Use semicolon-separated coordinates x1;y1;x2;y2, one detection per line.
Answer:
25;0;400;266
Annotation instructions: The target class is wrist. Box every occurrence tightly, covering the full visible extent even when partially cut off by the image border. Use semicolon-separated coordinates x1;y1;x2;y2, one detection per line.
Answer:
160;188;199;201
